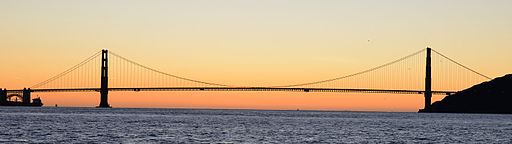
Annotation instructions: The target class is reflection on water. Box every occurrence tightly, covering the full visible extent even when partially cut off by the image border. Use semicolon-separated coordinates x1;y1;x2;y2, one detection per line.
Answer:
0;107;511;143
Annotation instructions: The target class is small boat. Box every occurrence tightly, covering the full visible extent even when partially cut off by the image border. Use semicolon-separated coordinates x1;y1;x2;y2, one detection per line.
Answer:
31;97;43;106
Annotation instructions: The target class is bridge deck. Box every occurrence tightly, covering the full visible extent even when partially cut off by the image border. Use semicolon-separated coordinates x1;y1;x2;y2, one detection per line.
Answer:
5;87;456;95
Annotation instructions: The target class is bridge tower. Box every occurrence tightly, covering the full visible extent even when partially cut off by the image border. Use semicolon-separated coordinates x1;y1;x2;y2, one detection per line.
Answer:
98;49;111;108
23;88;31;105
0;89;6;105
424;47;432;110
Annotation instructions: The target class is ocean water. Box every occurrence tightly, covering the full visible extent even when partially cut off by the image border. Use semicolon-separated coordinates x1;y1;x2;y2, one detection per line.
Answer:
0;107;511;143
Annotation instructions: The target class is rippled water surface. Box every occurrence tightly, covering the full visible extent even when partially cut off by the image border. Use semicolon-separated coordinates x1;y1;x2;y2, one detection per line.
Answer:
0;107;511;143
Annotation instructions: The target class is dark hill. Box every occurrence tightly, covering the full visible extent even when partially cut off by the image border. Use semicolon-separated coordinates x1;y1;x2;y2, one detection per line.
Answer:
421;74;512;114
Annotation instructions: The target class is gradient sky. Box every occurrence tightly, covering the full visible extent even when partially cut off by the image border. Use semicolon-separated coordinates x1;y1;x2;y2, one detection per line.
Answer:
1;0;511;111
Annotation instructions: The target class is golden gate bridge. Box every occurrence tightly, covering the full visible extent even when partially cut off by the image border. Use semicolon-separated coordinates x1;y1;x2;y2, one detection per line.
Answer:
0;48;491;110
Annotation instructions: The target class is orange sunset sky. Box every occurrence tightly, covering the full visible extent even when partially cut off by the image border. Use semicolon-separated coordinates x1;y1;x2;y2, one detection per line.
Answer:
1;0;511;112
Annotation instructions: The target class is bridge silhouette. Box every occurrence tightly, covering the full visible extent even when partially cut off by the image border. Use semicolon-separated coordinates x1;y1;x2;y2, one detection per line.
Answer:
0;48;491;110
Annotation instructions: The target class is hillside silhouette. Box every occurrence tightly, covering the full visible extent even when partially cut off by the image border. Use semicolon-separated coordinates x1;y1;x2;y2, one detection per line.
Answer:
421;74;512;114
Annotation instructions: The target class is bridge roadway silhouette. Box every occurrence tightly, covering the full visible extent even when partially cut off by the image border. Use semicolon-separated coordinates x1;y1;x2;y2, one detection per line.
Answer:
1;47;491;110
4;87;456;95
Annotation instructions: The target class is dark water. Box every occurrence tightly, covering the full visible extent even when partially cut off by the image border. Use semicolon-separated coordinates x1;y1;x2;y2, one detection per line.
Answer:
0;107;511;143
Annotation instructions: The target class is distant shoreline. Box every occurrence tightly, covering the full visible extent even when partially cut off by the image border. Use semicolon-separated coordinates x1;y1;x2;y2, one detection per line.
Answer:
1;105;414;113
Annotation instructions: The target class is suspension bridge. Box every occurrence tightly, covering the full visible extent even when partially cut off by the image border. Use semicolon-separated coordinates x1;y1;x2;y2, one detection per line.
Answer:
0;48;491;110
